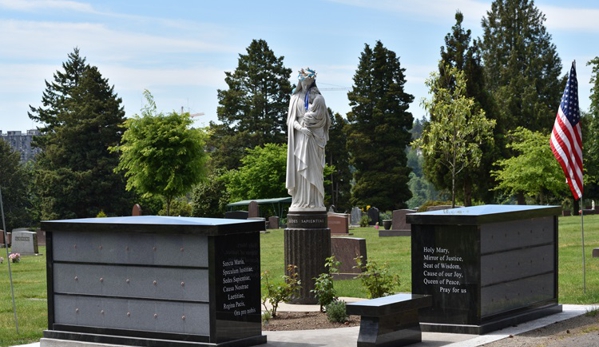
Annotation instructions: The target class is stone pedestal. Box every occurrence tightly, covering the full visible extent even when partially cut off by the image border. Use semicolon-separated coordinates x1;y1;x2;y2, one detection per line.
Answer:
284;211;331;304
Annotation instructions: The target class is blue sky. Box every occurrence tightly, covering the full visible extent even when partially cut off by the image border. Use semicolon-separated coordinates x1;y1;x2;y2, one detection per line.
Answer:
1;0;598;132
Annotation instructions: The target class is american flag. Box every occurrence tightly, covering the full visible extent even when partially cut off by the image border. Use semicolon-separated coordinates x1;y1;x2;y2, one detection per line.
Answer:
550;61;583;200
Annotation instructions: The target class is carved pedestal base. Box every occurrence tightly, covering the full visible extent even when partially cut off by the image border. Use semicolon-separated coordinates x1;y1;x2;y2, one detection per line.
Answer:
284;211;331;304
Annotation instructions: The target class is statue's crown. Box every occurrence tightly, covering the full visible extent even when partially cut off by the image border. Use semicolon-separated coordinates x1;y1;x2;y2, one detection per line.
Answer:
298;68;317;80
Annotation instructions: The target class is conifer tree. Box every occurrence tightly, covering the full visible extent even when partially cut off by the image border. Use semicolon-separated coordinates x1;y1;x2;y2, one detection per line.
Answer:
424;11;500;205
481;0;564;133
326;111;351;212
346;41;414;210
208;39;292;170
28;48;133;219
0;140;33;228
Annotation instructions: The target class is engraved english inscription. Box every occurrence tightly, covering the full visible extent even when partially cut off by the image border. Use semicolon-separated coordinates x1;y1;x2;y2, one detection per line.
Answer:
422;247;467;294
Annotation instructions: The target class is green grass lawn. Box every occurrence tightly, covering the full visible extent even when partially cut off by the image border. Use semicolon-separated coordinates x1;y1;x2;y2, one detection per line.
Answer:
2;214;599;346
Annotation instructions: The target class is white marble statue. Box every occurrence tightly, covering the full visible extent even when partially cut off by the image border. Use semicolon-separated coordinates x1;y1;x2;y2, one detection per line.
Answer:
286;68;331;211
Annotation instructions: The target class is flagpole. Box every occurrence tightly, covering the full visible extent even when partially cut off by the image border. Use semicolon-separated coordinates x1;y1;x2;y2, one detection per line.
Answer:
580;197;586;293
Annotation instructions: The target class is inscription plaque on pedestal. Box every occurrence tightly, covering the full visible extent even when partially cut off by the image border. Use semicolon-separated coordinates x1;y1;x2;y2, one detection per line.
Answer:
408;205;562;334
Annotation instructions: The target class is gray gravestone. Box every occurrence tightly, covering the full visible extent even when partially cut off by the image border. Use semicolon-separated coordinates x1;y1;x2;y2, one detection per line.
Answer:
368;207;379;226
248;201;260;218
11;229;38;254
350;207;362;226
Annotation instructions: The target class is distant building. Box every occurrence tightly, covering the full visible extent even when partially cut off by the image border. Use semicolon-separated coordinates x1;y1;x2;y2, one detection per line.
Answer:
0;129;41;162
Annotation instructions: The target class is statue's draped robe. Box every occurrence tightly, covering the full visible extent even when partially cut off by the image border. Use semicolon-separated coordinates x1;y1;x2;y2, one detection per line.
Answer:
286;93;330;210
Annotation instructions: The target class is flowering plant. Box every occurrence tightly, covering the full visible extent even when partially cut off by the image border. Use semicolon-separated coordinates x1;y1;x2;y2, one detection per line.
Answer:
9;252;20;263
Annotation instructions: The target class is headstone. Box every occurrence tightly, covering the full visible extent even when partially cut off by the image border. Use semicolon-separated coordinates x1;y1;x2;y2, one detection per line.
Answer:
268;216;279;229
350;207;362;226
132;203;142;216
36;229;46;247
0;230;5;248
379;209;416;236
393;209;416;231
328;212;349;234
368;207;379;226
225;210;249;219
331;237;367;279
11;229;38;254
248;200;260;218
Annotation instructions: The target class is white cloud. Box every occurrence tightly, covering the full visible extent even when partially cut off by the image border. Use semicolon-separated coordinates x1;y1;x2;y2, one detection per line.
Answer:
327;0;489;26
0;19;239;65
541;5;599;32
0;0;95;13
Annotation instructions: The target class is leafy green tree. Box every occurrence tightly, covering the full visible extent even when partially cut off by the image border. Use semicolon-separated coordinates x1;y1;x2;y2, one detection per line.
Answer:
190;169;231;218
0;140;34;229
112;90;208;216
326;111;352;212
28;48;133;219
208;39;292;170
492;127;568;204
346;41;414;211
481;0;564;133
427;11;501;205
584;57;599;200
415;66;496;208
224;143;288;202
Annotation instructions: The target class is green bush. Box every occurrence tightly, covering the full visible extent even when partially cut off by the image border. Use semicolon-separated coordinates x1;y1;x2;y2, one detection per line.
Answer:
354;256;400;298
326;300;348;323
311;256;340;312
261;264;301;317
359;215;370;227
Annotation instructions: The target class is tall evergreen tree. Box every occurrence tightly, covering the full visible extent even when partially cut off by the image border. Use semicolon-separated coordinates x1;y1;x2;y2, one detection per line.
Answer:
481;0;564;133
325;111;351;212
0;140;34;229
346;41;414;211
208;39;292;170
425;11;500;205
28;48;133;219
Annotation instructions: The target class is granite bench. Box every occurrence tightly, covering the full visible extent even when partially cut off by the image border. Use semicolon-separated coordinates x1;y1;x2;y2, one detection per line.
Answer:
346;293;432;347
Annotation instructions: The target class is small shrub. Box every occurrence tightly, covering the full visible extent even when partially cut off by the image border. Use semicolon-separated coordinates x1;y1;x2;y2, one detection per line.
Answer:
379;210;392;220
354;256;400;299
261;310;272;324
261;264;301;318
585;307;599;317
359;215;370;227
311;256;340;312
325;300;348;323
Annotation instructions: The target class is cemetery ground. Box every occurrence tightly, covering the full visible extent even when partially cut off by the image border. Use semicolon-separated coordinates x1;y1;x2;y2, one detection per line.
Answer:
2;215;599;346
